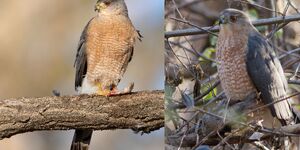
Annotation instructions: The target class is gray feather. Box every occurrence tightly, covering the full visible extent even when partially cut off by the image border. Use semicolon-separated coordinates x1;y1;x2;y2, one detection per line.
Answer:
246;31;294;125
74;18;94;90
71;129;93;150
72;18;95;150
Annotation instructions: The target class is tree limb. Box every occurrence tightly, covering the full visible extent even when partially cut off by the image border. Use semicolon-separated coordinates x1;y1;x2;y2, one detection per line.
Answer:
165;14;300;38
0;90;164;140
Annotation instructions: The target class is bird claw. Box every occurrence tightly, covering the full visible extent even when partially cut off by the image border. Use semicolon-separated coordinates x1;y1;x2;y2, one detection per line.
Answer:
108;88;120;96
97;89;111;96
121;82;134;94
97;83;134;96
109;82;135;95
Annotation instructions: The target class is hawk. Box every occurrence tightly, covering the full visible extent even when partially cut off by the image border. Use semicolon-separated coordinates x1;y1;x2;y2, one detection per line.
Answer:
71;0;141;150
216;9;298;126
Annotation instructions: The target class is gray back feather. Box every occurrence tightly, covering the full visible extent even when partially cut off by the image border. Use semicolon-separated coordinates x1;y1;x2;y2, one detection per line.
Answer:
246;31;294;125
74;18;94;90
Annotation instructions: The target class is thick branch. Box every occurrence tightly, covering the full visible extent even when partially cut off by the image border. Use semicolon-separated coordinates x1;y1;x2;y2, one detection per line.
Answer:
165;14;300;38
0;90;164;140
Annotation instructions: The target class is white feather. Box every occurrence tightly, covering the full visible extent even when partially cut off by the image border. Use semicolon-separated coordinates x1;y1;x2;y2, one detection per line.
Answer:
76;76;98;94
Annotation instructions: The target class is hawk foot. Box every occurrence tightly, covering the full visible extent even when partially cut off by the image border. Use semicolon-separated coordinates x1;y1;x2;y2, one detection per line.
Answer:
121;82;134;94
96;83;113;96
107;83;134;96
96;83;134;96
97;89;111;96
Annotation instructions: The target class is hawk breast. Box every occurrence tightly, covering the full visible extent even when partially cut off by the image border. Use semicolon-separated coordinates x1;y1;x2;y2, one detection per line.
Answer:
85;15;136;89
216;34;256;101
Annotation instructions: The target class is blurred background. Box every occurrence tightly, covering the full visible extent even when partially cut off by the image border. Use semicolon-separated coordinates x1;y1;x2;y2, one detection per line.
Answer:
0;0;164;150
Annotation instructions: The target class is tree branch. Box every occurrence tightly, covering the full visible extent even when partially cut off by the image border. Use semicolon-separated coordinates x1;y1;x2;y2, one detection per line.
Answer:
0;90;164;140
165;14;300;38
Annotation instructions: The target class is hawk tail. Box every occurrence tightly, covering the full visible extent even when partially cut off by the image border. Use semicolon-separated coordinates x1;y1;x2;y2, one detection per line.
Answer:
292;107;300;124
70;129;93;150
279;106;300;125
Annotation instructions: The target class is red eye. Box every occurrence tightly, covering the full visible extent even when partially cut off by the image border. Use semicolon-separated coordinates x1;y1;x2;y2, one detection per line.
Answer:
230;15;237;22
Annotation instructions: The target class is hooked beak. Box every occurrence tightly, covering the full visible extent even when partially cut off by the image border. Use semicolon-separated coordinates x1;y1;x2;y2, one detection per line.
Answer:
94;4;100;12
219;15;228;25
94;2;107;12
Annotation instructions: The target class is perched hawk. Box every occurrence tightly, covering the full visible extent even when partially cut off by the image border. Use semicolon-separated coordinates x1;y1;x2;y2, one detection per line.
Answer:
71;0;141;149
216;9;298;126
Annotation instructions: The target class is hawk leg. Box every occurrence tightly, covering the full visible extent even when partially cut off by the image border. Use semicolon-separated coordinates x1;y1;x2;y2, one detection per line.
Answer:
96;83;111;96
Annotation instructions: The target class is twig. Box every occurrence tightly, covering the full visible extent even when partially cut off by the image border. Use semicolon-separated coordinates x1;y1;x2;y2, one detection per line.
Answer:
165;14;300;38
167;123;300;147
167;80;221;110
165;0;209;16
247;92;300;114
252;141;270;150
168;41;217;63
194;80;221;102
279;47;300;59
170;17;218;37
288;80;300;85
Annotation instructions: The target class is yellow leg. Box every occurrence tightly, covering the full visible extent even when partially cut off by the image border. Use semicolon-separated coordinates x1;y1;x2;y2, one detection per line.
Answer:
96;83;111;96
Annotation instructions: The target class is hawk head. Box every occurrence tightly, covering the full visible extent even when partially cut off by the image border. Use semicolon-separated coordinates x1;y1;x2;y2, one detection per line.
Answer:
95;0;128;15
218;9;252;32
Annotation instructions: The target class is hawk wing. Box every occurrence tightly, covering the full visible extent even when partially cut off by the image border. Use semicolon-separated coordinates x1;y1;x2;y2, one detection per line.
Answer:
246;31;294;125
74;18;93;90
128;30;142;62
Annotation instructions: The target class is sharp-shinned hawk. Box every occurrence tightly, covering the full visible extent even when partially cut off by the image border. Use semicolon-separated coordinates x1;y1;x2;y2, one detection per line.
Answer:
71;0;141;149
216;9;298;126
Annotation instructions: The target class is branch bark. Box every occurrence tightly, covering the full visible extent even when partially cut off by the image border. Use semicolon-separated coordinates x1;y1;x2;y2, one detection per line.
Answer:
0;90;164;140
165;13;300;38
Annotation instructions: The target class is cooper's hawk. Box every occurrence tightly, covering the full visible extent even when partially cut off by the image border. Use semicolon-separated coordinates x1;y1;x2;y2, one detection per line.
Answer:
71;0;141;150
216;9;297;126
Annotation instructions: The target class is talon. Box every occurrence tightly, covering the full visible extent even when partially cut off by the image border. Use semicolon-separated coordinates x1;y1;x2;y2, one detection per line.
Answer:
97;89;111;96
123;82;134;94
106;87;119;96
96;83;110;96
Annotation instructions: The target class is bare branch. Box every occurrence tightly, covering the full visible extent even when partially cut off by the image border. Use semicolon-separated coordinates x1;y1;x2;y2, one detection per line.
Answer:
167;120;300;147
0;90;164;140
165;14;300;38
288;80;300;85
167;92;300;147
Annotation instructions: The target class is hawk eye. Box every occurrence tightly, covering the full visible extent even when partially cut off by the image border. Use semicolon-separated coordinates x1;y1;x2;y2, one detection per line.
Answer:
230;15;237;22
